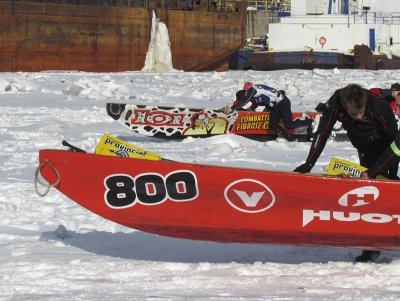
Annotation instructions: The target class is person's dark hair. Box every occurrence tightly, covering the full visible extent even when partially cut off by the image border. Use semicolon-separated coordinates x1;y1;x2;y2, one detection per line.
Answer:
339;84;366;111
391;83;400;91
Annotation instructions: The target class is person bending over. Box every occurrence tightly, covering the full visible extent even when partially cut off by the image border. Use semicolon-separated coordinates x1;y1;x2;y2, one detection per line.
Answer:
226;82;312;140
294;83;399;262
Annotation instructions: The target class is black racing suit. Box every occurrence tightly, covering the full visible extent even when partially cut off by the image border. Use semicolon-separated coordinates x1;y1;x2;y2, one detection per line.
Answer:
369;134;400;178
232;85;311;138
302;89;399;179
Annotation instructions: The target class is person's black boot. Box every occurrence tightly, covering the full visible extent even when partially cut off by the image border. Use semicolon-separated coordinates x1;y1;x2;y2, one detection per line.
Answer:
293;117;313;128
355;250;381;263
270;124;292;141
306;123;314;141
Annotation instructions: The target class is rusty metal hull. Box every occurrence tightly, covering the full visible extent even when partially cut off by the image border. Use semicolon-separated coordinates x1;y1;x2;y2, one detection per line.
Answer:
231;44;400;71
353;44;400;70
0;1;246;72
232;50;355;71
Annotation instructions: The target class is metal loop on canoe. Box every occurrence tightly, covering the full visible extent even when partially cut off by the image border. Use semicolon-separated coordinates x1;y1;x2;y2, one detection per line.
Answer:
34;159;60;197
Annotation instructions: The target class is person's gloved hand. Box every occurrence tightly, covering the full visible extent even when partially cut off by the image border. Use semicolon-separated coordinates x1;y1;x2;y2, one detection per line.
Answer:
293;162;313;173
277;90;285;101
223;104;233;114
269;100;276;108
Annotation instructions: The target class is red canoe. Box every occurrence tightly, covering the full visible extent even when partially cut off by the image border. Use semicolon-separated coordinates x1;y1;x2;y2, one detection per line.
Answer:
37;150;400;250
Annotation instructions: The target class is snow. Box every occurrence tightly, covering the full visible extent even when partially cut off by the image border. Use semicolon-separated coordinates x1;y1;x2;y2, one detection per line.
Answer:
2;69;400;300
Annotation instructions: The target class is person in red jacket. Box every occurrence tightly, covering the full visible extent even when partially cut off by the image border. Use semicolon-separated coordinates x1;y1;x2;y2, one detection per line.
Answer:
395;92;400;118
368;82;400;112
391;83;400;97
294;83;400;263
391;83;400;115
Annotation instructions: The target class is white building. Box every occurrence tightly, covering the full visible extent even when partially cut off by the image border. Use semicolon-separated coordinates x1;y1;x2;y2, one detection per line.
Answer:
269;0;400;53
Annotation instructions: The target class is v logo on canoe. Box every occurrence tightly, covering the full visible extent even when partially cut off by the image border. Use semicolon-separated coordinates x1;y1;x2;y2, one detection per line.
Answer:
224;179;275;213
233;190;265;207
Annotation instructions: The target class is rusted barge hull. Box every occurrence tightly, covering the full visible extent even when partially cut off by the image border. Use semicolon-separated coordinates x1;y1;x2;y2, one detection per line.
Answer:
231;44;400;71
0;0;246;72
242;50;354;70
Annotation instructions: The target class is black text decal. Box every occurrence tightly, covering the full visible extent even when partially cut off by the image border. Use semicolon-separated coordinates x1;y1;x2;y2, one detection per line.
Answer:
104;171;198;208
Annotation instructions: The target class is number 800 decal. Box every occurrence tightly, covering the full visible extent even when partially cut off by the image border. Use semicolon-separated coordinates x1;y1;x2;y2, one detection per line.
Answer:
104;170;199;208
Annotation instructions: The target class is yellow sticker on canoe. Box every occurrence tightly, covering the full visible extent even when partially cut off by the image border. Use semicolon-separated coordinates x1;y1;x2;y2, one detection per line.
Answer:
326;157;367;178
95;133;161;161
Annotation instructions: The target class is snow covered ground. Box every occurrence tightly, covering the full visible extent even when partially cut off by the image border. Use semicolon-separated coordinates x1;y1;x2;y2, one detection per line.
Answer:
2;69;400;300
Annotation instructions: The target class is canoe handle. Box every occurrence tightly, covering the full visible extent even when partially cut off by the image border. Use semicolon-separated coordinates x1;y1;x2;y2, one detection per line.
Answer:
34;159;60;197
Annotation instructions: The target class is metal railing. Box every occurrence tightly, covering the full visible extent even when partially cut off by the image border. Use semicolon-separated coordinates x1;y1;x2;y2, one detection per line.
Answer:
367;12;400;25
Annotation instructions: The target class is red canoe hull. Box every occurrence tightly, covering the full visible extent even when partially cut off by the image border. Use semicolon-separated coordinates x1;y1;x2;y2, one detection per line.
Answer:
38;150;400;250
